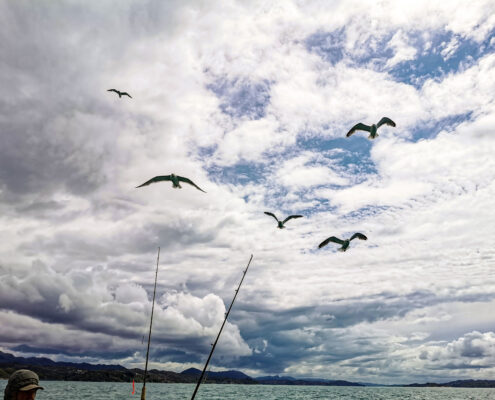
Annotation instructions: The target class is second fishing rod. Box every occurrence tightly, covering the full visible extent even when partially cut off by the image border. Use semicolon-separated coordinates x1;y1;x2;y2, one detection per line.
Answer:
190;254;254;400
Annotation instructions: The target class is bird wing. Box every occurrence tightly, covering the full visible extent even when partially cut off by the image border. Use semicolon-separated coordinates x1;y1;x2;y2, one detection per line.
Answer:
350;232;367;241
177;176;206;192
318;236;345;248
264;212;279;222
107;89;119;94
346;123;371;137
282;215;303;224
136;175;172;188
122;92;132;98
377;117;396;128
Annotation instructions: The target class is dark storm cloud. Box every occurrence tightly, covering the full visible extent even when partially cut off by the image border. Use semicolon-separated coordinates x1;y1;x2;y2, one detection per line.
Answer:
420;331;495;366
212;287;495;372
434;363;492;370
0;258;249;361
0;310;139;358
11;344;135;361
210;323;387;374
0;31;113;204
0;1;181;205
146;347;202;364
144;336;211;362
0;261;144;340
0;107;109;200
231;287;495;338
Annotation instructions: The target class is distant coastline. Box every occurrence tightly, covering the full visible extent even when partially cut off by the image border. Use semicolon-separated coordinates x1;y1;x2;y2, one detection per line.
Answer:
1;351;494;388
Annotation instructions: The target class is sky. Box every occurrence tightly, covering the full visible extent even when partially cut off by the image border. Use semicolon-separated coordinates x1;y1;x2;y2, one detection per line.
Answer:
1;0;495;385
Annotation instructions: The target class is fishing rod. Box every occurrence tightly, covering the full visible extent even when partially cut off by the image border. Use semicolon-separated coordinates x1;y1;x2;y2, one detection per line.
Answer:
141;247;161;400
190;254;254;400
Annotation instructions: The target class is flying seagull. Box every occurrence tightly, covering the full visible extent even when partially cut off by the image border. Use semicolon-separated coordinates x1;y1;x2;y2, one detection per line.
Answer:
136;174;206;192
346;117;395;139
107;89;132;98
264;212;303;229
318;233;367;252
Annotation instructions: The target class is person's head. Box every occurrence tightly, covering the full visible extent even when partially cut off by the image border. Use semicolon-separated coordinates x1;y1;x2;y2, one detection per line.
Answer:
3;370;44;400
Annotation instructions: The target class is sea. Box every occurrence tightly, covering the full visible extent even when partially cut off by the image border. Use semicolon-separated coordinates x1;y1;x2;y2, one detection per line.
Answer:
1;381;495;400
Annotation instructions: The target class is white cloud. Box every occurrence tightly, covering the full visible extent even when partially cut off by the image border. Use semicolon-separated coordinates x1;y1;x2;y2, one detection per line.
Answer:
418;331;495;373
274;152;348;190
421;53;495;118
440;36;460;61
385;30;418;68
58;293;73;313
115;283;149;305
447;331;495;359
212;117;289;165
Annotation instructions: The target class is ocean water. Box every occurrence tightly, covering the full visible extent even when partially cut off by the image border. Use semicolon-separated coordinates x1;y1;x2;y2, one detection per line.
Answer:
1;381;495;400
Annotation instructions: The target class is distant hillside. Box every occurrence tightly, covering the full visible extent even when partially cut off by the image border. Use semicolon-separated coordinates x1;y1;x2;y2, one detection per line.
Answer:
255;375;363;386
0;351;359;386
0;350;125;372
2;350;494;387
181;367;256;383
256;375;296;381
406;380;495;388
0;351;253;384
182;369;363;386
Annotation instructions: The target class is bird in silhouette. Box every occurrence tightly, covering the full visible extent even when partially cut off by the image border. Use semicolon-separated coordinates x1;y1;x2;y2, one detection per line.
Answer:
136;174;206;192
264;212;303;229
346;117;395;139
107;89;132;98
318;233;367;252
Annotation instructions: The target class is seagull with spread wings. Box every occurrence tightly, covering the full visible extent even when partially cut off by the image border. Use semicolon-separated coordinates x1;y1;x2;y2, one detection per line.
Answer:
136;174;206;193
346;117;395;139
264;212;303;229
107;89;132;98
318;233;367;252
